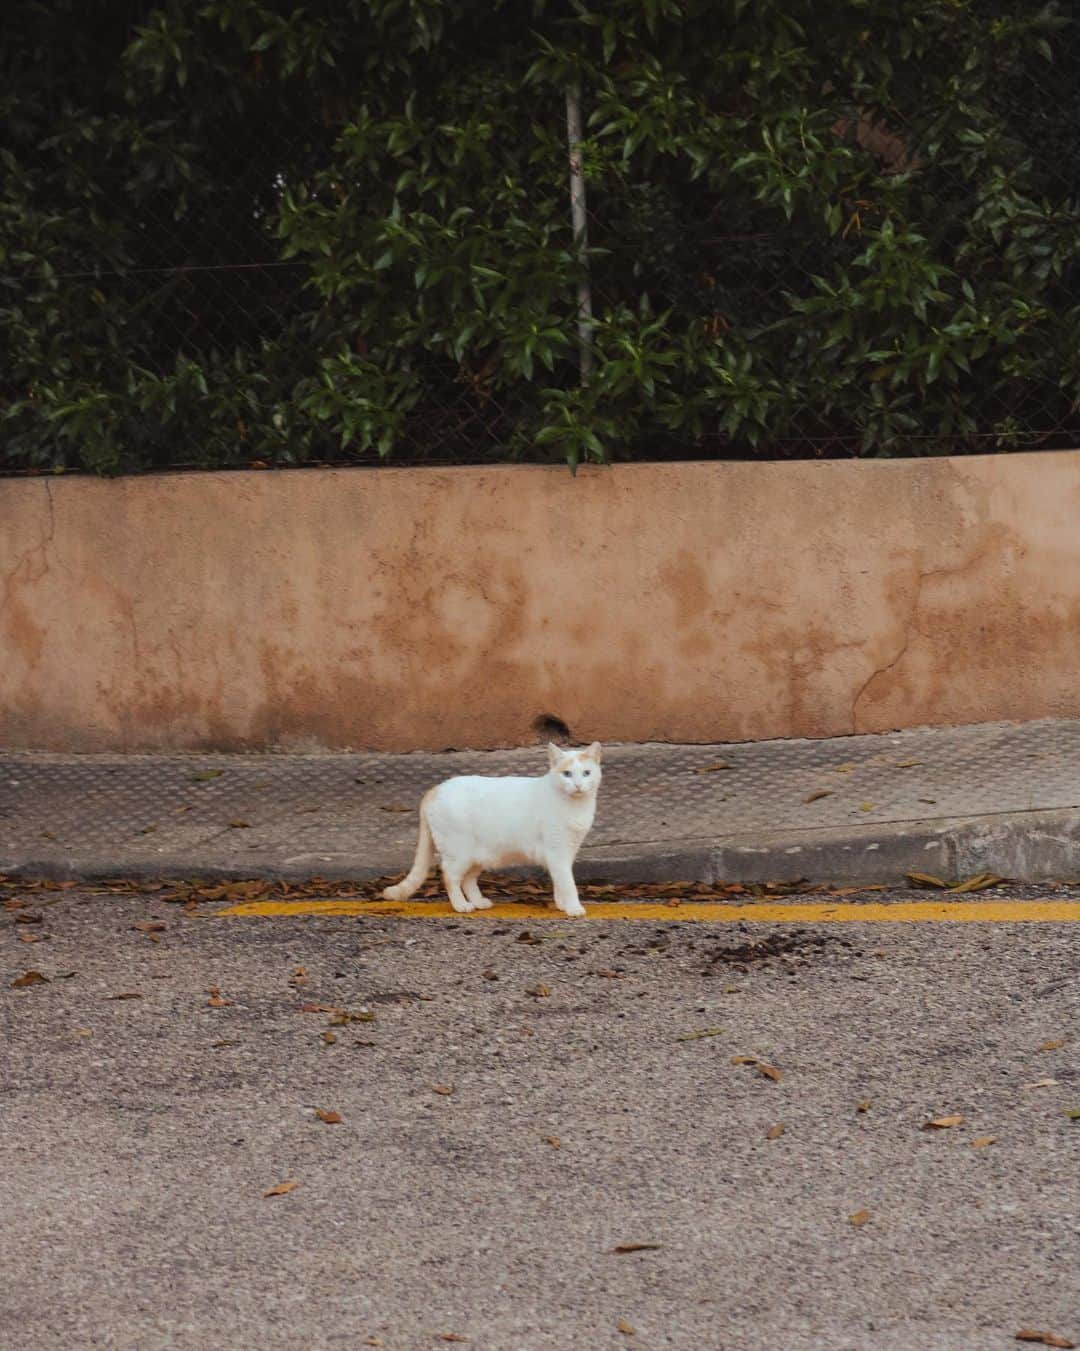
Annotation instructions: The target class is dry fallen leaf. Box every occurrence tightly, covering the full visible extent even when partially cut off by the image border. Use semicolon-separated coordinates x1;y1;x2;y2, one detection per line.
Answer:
1038;1039;1065;1052
544;1135;561;1149
228;820;251;829
758;1064;783;1083
856;1100;872;1113
923;1114;965;1129
970;1135;996;1148
949;873;1003;893
906;872;947;889
432;1084;455;1096
437;1336;470;1344
207;986;234;1008
1025;1078;1058;1090
378;804;414;813
804;790;833;803
617;1319;636;1336
691;761;733;774
132;921;166;933
766;1123;785;1140
1067;1109;1080;1121
299;1003;341;1014
613;1243;662;1254
1015;1332;1075;1348
190;769;224;782
11;970;49;988
106;991;142;1000
328;1010;376;1025
894;759;921;768
676;1027;724;1042
263;1180;298;1198
315;1109;342;1124
321;1031;337;1045
528;984;551;998
848;1209;871;1228
730;1055;759;1066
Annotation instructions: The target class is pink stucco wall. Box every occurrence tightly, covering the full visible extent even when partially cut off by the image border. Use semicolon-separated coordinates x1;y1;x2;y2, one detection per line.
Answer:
2;453;1078;750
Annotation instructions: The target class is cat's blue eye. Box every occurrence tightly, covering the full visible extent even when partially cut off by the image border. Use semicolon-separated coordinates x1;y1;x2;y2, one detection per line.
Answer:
562;770;571;777
583;770;591;776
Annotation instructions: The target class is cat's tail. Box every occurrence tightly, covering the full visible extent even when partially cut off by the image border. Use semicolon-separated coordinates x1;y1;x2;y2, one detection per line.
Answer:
381;793;435;901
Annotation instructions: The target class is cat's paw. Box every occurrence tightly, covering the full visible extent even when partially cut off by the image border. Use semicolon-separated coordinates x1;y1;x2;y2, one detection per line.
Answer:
450;897;477;913
382;884;406;901
558;901;587;918
470;896;494;910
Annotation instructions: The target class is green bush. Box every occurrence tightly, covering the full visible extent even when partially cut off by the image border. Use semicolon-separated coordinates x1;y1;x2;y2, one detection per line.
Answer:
1;0;1076;473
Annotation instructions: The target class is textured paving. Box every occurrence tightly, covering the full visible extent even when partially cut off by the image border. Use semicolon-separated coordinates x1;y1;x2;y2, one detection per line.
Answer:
2;719;1079;883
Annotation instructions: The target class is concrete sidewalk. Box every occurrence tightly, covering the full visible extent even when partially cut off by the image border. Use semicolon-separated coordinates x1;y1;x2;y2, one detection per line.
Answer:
2;718;1079;885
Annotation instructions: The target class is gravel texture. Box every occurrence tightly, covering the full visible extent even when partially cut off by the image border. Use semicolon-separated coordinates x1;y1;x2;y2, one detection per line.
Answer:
2;884;1078;1350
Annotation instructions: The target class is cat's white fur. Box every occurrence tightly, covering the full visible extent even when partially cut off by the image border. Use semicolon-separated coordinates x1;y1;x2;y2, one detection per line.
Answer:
382;742;603;916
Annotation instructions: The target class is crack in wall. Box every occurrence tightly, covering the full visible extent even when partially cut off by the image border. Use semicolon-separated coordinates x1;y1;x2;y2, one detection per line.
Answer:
849;534;1004;732
850;569;925;731
1;479;57;620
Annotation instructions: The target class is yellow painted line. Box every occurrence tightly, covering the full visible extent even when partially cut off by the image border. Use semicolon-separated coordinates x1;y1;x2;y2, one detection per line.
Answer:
214;899;1080;923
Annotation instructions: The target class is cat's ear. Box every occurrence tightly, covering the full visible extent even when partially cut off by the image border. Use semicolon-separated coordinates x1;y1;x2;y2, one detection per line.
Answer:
586;741;602;762
547;742;563;768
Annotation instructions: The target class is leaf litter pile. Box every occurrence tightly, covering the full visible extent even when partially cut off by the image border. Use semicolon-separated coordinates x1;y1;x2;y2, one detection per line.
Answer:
3;873;1068;919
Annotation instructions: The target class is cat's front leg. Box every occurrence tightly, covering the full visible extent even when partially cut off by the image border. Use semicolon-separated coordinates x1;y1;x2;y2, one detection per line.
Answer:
546;854;586;918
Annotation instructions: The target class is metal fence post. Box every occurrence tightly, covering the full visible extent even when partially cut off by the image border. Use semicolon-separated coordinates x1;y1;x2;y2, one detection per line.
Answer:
565;82;594;381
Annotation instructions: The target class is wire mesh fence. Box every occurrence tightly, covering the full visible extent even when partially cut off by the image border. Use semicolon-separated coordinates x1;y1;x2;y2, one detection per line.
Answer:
3;1;1080;474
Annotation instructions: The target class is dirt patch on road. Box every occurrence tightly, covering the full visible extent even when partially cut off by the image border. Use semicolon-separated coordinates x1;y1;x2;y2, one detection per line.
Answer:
702;929;854;972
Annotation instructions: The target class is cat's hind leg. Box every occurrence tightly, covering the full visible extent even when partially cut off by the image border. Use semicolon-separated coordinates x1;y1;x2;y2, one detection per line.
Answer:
441;860;476;913
462;868;493;911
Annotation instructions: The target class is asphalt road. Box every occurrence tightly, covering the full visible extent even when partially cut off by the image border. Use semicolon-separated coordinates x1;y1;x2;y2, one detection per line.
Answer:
2;883;1078;1350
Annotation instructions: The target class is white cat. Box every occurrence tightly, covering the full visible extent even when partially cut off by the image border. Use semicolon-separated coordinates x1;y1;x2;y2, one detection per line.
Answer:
382;742;603;916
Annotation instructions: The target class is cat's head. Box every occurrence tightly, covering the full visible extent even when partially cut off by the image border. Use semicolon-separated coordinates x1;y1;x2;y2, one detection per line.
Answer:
547;741;602;798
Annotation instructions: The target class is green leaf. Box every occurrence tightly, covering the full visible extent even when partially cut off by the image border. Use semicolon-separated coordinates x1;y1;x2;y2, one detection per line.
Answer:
676;1027;725;1042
